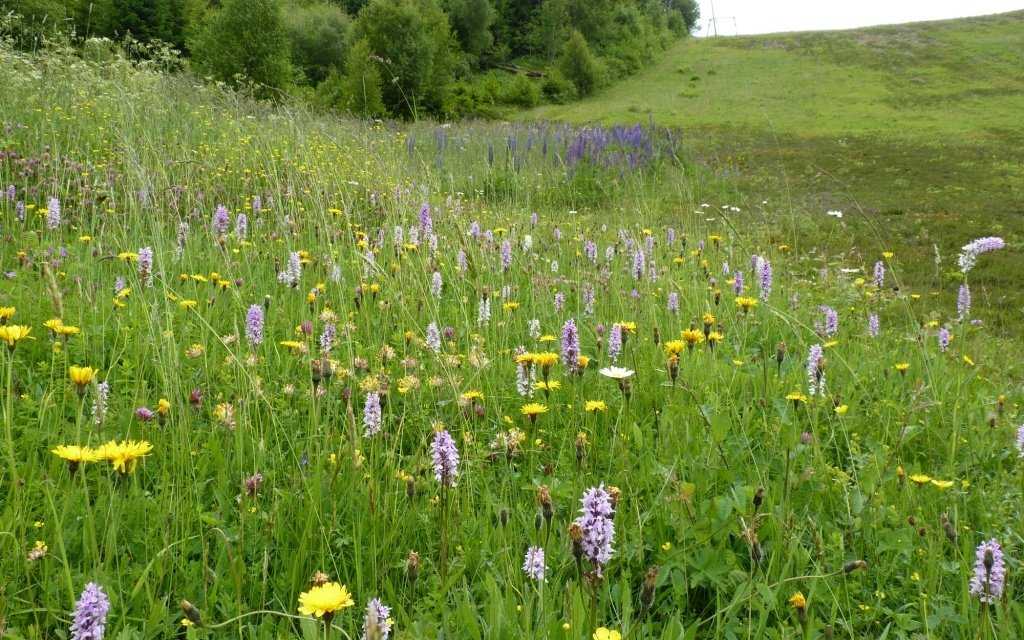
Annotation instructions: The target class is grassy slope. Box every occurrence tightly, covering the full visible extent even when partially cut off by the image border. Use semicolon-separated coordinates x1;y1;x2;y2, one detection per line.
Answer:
533;11;1024;332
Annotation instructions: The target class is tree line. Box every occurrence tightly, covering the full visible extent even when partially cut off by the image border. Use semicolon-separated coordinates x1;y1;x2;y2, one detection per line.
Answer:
4;0;699;119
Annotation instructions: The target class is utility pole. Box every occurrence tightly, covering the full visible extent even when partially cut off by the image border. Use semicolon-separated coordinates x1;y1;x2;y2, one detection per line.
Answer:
709;0;718;36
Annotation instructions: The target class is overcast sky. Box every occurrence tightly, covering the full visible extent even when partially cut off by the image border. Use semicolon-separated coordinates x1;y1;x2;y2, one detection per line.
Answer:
694;0;1024;36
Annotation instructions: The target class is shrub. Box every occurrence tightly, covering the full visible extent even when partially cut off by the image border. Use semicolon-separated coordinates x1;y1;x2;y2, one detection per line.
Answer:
500;73;539;108
353;0;455;118
557;30;603;97
190;0;293;97
541;69;577;104
283;3;351;85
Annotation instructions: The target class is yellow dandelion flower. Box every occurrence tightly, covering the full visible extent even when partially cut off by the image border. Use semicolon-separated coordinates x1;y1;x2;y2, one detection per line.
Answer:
69;366;96;387
521;403;548;417
909;474;931;485
585;400;607;413
0;325;34;349
297;582;354;618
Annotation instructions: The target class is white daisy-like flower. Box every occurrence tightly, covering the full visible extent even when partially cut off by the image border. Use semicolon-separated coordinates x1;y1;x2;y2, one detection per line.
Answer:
599;366;635;380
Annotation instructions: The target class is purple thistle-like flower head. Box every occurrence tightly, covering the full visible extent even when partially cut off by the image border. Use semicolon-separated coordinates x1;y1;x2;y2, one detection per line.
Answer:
362;598;393;640
134;407;154;422
70;582;110;640
431;429;459;487
245;472;264;497
561;318;580;375
575;484;616;571
523;546;547;581
363;392;382;437
969;538;1006;604
212;204;230;236
245;304;264;346
958;237;1005;273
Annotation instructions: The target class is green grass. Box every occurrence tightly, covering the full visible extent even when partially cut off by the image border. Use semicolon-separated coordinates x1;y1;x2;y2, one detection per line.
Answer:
1;33;1023;640
533;11;1024;333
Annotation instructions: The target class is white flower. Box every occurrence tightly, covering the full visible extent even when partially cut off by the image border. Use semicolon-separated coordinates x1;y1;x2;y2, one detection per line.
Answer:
826;210;843;218
599;366;635;380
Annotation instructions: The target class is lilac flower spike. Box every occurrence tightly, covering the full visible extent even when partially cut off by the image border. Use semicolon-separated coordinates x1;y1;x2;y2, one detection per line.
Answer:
363;392;382;437
969;539;1006;604
431;429;459;487
523;546;547;581
575;484;616;573
362;598;393;640
868;314;879;338
561;318;580;375
245;304;264;346
957;237;1004;273
807;344;825;396
1015;424;1024;457
70;582;110;640
758;258;772;301
212;204;230;236
47;197;61;230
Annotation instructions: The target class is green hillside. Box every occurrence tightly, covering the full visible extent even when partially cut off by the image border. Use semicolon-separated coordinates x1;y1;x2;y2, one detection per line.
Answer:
533;11;1024;324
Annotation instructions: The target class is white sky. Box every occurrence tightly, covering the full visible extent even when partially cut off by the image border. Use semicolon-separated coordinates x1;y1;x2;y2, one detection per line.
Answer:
694;0;1024;36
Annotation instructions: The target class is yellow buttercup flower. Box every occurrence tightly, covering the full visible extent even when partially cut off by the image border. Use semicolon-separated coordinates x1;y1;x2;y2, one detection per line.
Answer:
593;628;621;640
297;582;354;618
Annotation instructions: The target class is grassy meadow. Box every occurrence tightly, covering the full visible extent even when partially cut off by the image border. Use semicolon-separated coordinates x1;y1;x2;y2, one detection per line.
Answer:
534;10;1024;334
1;19;1023;640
